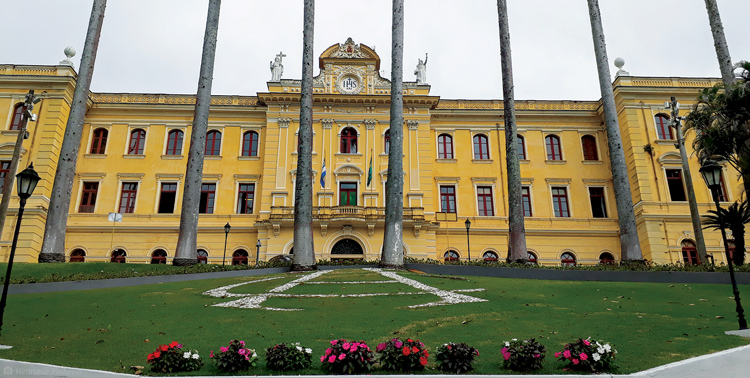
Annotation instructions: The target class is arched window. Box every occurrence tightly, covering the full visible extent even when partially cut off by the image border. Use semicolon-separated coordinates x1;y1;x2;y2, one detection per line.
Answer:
9;103;26;130
561;252;576;267
110;249;126;263
545;135;562;160
473;134;490;160
681;240;699;265
384;129;390;154
444;250;460;261
70;249;86;263
197;249;208;264
482;251;499;262
340;127;357;154
517;135;526;160
232;249;249;265
90;128;108;154
128;129;146;154
166;130;183;155
581;135;598;161
242;131;259;157
437;134;453;159
655;114;673;140
151;249;167;264
205;130;222;156
599;252;615;265
331;239;364;255
527;251;538;265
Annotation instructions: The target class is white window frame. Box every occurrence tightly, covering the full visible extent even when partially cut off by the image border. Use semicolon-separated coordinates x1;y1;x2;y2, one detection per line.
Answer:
473;182;497;217
75;175;105;213
548;183;573;218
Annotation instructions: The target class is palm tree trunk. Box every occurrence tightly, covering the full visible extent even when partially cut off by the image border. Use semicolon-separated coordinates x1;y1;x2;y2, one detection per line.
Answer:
704;0;734;87
586;0;643;261
291;0;317;271
173;0;221;266
38;0;107;263
732;227;745;266
496;0;527;262
381;0;405;269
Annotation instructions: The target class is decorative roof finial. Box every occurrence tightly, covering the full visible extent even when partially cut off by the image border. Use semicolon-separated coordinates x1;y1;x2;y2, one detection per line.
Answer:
59;46;76;68
614;57;629;77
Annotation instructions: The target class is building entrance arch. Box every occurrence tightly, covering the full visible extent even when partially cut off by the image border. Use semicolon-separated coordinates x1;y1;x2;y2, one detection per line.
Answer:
331;239;364;255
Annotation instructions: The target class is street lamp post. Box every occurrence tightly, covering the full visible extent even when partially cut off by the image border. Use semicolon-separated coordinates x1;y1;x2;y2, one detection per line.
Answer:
0;163;41;336
222;222;231;266
464;218;471;261
255;239;261;267
700;160;748;330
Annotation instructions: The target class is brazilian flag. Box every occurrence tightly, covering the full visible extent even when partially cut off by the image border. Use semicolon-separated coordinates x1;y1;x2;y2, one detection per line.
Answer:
367;156;373;186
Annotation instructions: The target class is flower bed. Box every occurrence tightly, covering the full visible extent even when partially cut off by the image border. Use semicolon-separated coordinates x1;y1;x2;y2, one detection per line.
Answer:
376;337;429;372
555;338;618;372
210;340;258;373
434;342;479;374
320;339;375;374
146;341;203;373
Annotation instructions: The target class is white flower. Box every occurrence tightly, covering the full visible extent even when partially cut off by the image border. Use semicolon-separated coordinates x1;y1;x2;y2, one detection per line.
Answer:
296;346;303;351
592;353;601;361
603;344;611;353
504;342;510;347
183;352;191;359
597;346;605;354
511;338;517;341
305;348;312;354
252;352;257;358
192;354;200;360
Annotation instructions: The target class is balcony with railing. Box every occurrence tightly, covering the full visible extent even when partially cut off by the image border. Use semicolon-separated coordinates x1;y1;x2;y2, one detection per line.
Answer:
269;206;424;222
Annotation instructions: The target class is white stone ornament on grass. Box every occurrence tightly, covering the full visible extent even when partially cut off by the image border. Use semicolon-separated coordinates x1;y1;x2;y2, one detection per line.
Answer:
202;268;486;311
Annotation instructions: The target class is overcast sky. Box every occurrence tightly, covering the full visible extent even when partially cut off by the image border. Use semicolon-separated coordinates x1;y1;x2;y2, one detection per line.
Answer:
2;0;748;100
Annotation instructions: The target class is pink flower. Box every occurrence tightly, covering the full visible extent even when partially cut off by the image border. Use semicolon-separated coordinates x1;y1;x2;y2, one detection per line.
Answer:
325;348;332;356
583;340;590;346
563;350;571;359
331;340;338;346
338;353;345;361
572;358;579;365
502;352;510;361
239;340;245;347
535;354;541;358
209;351;214;358
352;342;360;348
580;353;588;361
554;352;561;358
320;355;326;362
501;347;508;354
377;343;386;351
342;342;350;351
350;345;358;352
328;355;336;363
394;341;403;348
220;346;228;353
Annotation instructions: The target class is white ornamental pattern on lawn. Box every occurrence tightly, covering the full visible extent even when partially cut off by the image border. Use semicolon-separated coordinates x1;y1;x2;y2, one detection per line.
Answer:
202;268;486;311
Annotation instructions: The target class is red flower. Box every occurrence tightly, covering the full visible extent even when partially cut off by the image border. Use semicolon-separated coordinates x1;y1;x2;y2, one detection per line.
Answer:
446;345;452;350
169;341;179;348
402;347;411;356
424;351;429;357
147;354;153;362
153;351;161;359
407;339;413;342
411;346;419;353
420;356;428;366
160;345;169;352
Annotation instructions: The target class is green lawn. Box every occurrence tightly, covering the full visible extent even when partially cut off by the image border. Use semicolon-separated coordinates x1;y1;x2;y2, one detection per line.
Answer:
0;268;748;375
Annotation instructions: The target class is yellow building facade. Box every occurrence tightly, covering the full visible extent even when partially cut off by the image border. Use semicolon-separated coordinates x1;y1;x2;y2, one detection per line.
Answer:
0;39;739;265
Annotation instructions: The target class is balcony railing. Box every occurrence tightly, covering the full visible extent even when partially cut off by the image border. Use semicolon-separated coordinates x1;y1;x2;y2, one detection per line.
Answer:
269;206;424;222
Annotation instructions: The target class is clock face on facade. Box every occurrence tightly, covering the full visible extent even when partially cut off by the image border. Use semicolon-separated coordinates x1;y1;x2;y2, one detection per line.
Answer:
338;76;360;94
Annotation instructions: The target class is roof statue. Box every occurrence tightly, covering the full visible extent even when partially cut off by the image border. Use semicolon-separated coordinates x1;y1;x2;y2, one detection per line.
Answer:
270;51;286;82
415;53;428;84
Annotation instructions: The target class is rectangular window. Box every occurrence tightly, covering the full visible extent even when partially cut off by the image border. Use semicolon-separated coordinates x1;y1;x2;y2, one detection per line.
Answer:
521;186;532;217
199;183;216;214
339;183;357;206
666;169;686;201
589;187;607;218
158;183;177;214
717;173;728;202
119;182;138;213
476;186;494;216
79;182;99;213
552;187;570;217
237;183;255;214
440;186;456;213
0;161;10;191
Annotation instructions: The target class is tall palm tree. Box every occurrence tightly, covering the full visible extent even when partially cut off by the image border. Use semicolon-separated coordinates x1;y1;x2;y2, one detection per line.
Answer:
173;0;222;265
291;0;317;271
703;0;734;87
702;200;750;265
586;0;643;261
39;0;107;263
381;0;405;268
496;0;526;262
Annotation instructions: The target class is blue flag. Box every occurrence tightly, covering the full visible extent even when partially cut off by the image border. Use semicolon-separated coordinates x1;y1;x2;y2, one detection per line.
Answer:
320;157;327;188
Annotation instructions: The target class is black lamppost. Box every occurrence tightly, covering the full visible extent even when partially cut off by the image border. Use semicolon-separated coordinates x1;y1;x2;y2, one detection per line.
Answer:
222;222;231;266
0;163;41;336
700;160;748;330
255;239;261;267
464;218;471;261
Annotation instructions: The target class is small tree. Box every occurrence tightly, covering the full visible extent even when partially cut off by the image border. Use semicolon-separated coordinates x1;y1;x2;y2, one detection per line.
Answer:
702;199;750;266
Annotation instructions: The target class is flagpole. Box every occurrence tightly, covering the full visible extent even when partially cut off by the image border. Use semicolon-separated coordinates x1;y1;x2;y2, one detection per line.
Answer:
370;148;374;208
